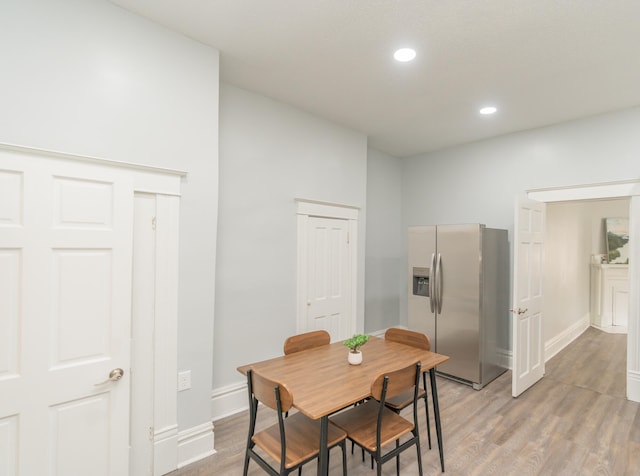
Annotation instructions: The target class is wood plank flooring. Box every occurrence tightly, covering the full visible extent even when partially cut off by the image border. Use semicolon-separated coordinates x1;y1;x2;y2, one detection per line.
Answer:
168;327;639;475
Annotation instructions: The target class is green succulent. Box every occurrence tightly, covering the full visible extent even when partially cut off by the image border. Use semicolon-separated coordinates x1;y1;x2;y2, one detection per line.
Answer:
343;334;370;352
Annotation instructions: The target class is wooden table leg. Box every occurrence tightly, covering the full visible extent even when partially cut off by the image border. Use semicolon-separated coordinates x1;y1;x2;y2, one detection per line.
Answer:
317;415;329;476
429;368;445;472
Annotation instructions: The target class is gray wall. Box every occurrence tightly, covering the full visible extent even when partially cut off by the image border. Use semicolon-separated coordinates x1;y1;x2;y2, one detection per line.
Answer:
215;83;368;390
0;0;219;431
399;107;640;343
364;148;404;332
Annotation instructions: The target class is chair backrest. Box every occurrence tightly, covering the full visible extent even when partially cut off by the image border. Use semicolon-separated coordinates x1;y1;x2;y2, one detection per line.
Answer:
371;361;421;402
384;327;430;351
283;330;330;355
247;368;294;413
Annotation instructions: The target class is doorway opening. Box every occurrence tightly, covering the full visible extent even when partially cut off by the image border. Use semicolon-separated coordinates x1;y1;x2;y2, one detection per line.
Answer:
527;180;640;402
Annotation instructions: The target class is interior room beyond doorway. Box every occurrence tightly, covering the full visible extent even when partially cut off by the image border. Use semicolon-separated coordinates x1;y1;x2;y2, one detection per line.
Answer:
544;197;630;346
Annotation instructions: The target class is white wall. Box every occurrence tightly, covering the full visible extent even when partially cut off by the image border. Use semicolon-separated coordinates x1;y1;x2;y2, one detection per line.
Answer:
0;0;219;432
544;199;630;342
214;84;367;393
401;107;640;344
365;148;404;331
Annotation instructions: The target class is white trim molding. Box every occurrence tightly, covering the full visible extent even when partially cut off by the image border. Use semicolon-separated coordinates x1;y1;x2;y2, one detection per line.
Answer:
211;382;248;422
628;370;640;402
496;348;513;370
628;195;640;402
154;425;179;476
294;198;360;219
527;179;640;202
0;141;187;177
545;314;590;362
177;422;216;470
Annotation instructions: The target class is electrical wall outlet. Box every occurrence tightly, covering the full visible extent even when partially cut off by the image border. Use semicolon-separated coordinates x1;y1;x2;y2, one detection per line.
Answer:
177;370;191;391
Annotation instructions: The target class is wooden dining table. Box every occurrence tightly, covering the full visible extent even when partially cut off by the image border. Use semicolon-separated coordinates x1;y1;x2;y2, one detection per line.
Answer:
237;335;449;476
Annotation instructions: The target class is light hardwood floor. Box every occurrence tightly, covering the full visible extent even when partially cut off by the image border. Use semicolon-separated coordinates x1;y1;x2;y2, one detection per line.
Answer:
168;327;640;475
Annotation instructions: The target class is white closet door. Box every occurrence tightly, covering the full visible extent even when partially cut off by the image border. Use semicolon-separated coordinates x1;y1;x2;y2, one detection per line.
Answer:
305;216;351;341
0;152;132;476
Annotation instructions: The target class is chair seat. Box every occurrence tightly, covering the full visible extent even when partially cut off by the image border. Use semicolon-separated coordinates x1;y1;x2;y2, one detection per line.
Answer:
330;399;414;452
384;388;427;411
252;412;347;469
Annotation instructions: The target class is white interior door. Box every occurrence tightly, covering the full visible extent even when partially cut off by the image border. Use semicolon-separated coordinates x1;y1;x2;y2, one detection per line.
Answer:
0;153;132;475
305;216;351;341
512;197;545;397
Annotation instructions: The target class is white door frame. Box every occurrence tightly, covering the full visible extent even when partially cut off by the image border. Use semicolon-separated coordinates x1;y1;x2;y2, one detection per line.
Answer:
527;179;640;402
0;143;184;474
131;192;181;476
296;199;358;339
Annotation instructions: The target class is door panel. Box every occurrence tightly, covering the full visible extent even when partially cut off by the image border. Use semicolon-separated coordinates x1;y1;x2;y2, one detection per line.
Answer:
0;249;19;381
512;197;545;397
51;250;112;366
306;216;350;341
0;153;132;475
50;394;110;476
436;224;481;383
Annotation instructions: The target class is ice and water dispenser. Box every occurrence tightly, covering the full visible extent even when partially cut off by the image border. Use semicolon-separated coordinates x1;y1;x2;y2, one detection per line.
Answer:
412;267;430;297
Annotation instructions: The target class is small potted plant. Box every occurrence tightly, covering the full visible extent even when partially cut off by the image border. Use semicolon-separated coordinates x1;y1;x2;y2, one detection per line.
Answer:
343;334;370;365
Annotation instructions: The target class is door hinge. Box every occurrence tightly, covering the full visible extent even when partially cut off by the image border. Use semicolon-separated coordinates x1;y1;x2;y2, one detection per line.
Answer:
347;232;350;245
149;427;154;441
151;217;157;230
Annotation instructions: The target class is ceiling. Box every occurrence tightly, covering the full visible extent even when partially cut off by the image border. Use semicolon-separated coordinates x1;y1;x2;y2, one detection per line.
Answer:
111;0;640;158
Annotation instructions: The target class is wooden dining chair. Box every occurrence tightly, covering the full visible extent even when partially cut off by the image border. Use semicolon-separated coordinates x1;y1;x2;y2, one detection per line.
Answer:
384;327;433;450
330;361;424;476
283;330;330;355
243;368;348;476
282;330;331;418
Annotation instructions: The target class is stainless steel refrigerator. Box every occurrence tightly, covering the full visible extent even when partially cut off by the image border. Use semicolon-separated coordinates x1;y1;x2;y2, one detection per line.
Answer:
408;224;509;389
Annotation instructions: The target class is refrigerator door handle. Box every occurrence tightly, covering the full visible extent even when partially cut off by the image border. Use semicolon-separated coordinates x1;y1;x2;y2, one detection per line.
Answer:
429;253;436;313
436;253;443;313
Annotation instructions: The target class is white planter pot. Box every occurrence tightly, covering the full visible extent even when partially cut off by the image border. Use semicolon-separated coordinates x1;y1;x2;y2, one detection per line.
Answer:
348;350;362;365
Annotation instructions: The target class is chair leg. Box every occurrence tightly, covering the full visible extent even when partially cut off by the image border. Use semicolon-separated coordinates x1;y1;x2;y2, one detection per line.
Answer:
415;439;424;476
423;373;432;450
340;441;347;476
396;439;400;476
243;453;250;476
423;394;432;449
430;368;445;472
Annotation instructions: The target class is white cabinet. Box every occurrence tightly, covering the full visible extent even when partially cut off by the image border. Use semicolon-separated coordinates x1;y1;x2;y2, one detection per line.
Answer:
590;264;629;328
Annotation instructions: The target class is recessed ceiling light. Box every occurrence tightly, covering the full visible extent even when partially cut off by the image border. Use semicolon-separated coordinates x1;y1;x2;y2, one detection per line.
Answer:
479;106;497;115
394;48;416;62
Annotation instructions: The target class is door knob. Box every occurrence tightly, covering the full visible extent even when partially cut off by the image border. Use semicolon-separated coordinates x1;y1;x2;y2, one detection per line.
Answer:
94;368;124;386
509;308;528;315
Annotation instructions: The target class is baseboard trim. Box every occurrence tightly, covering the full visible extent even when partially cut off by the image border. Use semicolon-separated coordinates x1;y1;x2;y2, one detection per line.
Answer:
496;348;513;370
154;425;178;476
545;314;590;362
211;382;248;422
177;422;215;469
628;370;640;403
